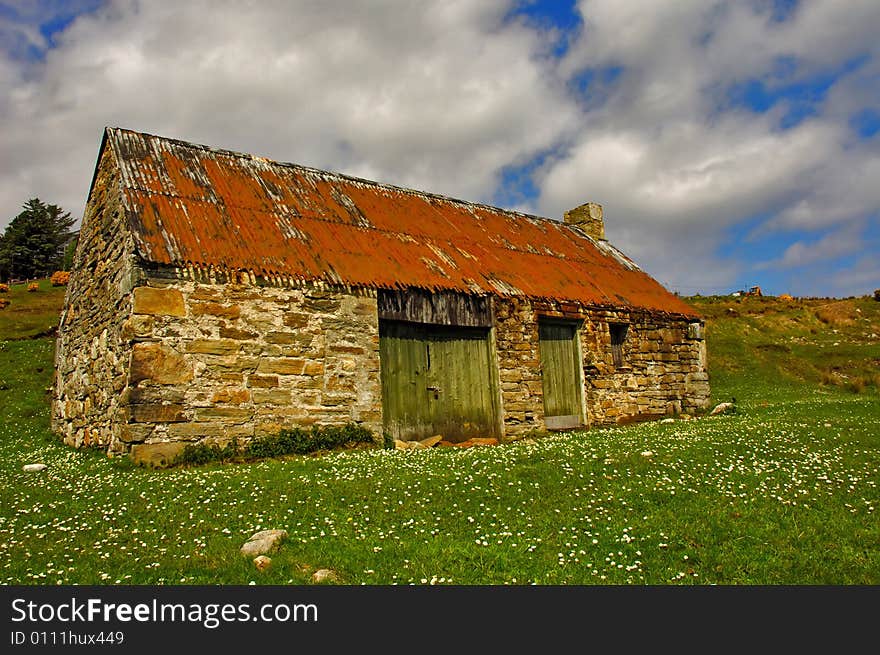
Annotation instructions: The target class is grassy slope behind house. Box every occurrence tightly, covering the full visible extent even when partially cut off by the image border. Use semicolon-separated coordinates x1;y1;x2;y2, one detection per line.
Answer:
0;288;877;585
0;279;67;339
690;295;880;399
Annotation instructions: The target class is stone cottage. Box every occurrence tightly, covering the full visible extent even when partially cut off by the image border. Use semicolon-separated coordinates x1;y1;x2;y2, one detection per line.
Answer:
53;127;709;458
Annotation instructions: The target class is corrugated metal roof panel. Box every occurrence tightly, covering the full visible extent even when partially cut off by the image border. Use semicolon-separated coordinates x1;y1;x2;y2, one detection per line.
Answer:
107;127;698;317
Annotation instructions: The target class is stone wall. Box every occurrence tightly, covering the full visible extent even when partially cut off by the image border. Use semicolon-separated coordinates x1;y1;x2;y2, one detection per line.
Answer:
53;145;139;449
575;307;710;425
112;272;382;456
493;298;710;435
493;297;545;437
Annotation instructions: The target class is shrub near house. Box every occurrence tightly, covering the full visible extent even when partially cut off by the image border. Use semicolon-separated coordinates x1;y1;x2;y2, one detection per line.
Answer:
51;271;70;286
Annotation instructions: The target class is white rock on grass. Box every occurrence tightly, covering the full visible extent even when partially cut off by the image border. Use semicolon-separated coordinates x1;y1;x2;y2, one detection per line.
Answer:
240;529;288;557
311;568;340;584
660;418;675;424
23;463;48;472
710;402;735;416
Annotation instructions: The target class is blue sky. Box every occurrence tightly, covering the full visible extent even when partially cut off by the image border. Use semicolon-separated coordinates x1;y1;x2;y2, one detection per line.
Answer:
1;0;878;297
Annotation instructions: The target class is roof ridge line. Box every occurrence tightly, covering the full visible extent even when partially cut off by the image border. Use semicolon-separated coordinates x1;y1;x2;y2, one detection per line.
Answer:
107;126;564;226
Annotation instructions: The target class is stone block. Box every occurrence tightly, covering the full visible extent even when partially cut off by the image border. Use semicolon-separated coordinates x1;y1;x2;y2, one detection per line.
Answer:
132;287;186;316
117;423;154;444
211;389;251;404
191;302;241;319
186;339;241;355
255;406;311;421
127;387;185;404
292;391;322;406
329;344;366;355
130;403;187;423
253;389;292;404
189;287;224;301
258;358;307;375
130;442;186;468
325;375;355;392
167;422;254;441
283;312;310;328
166;423;221;440
219;326;257;340
120;315;155;340
353;298;377;316
130;342;193;385
305;297;341;312
195;407;254;422
265;331;298;344
248;374;279;388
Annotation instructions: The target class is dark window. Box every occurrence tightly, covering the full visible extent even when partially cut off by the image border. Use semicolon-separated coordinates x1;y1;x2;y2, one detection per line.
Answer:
610;323;628;367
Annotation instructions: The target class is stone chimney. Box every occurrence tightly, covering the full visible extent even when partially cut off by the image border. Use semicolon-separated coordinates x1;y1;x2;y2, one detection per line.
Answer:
564;202;605;241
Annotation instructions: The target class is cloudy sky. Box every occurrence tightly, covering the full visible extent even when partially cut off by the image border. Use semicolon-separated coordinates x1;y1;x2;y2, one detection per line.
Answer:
1;0;878;297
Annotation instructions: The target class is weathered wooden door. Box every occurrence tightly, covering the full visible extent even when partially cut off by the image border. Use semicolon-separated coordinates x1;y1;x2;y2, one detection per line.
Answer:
379;321;500;442
538;320;584;430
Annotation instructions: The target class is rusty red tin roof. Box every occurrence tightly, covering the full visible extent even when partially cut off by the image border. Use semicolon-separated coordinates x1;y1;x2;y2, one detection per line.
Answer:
103;127;698;317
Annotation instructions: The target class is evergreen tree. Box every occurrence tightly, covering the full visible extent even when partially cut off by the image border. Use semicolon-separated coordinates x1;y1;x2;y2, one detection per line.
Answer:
0;198;75;281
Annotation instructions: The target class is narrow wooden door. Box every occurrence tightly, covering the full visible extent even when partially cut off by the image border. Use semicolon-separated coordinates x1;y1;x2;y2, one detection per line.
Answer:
538;320;584;430
379;321;432;440
425;326;500;441
379;321;500;442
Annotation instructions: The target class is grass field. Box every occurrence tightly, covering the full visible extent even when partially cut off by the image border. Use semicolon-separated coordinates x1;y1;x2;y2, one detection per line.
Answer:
0;286;877;584
0;278;67;339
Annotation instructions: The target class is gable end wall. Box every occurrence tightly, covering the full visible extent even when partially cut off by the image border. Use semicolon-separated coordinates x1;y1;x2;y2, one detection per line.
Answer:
53;143;141;449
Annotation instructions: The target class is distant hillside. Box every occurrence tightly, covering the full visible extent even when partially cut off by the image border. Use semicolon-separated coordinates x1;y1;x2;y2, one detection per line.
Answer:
687;294;880;400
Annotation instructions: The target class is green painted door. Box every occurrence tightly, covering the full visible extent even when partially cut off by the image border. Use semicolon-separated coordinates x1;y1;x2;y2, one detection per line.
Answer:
539;320;584;430
380;321;500;442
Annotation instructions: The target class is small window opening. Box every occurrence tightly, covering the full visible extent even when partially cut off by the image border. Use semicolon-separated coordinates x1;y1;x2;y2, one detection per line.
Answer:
687;322;704;340
610;323;628;367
